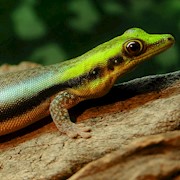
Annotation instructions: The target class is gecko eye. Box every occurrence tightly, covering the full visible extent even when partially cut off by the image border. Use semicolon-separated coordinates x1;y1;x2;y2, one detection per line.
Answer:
124;39;144;56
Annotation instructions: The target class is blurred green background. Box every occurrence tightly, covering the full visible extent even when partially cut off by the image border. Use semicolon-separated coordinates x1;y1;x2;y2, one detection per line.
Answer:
0;0;179;82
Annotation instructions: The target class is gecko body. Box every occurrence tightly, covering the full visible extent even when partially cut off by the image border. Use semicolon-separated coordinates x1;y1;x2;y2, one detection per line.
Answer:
0;28;174;138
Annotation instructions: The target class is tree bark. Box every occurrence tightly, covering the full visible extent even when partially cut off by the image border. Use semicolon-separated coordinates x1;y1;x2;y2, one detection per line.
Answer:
0;63;179;180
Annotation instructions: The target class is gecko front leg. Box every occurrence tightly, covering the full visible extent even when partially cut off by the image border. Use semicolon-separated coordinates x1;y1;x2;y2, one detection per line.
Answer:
50;91;91;138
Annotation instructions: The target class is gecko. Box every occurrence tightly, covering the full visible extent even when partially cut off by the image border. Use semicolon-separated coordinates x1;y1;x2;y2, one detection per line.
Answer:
0;28;175;138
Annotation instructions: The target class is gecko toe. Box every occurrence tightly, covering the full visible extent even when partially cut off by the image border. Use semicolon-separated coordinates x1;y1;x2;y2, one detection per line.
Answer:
65;124;91;138
79;131;91;138
76;125;91;138
67;131;78;138
77;124;91;132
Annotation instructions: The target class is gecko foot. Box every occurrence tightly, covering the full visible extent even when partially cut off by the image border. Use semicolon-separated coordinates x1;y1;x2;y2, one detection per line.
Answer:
65;124;91;139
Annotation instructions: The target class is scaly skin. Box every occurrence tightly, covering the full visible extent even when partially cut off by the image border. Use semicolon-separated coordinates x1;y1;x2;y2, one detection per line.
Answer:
0;28;175;138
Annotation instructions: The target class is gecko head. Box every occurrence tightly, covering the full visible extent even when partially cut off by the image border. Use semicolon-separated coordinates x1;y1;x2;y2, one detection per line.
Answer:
103;28;174;83
121;28;174;63
67;28;174;98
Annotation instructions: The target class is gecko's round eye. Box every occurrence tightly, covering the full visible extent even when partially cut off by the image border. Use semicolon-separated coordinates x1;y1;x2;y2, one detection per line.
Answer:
124;40;144;56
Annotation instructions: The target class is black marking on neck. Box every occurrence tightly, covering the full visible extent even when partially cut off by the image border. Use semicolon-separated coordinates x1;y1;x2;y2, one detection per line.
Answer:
107;55;124;71
67;66;102;88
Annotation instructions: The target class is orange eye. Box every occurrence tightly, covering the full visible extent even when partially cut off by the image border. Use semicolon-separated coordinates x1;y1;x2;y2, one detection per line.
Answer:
124;40;144;56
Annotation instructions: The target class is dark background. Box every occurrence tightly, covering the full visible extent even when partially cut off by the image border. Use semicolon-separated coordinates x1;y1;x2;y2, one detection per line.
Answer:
0;0;179;82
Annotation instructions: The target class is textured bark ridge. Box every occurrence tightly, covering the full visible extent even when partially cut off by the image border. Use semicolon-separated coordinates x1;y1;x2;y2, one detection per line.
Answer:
70;131;180;180
0;63;179;180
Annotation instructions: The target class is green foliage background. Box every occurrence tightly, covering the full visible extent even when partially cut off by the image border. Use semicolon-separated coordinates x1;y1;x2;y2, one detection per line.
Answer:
0;0;179;82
